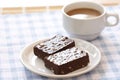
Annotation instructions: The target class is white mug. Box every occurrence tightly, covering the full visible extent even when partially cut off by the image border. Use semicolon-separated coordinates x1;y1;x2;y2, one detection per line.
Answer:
62;1;119;41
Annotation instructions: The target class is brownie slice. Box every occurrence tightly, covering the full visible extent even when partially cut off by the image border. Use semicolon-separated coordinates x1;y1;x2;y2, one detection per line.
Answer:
33;34;75;60
44;47;89;75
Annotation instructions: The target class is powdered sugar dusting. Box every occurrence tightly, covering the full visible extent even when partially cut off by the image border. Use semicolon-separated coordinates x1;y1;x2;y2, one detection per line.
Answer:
47;47;87;65
36;34;74;54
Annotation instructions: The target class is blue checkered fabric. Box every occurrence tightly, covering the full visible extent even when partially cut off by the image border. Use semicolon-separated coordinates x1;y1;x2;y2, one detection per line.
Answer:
0;6;120;80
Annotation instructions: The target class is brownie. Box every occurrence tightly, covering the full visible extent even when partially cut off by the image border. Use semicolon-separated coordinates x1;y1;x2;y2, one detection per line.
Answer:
33;34;75;60
44;47;89;75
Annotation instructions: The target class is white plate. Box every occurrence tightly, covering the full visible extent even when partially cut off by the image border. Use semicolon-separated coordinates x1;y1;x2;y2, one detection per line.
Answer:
20;38;101;78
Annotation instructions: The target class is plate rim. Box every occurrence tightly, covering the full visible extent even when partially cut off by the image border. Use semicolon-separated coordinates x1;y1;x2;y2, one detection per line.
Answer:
20;38;101;78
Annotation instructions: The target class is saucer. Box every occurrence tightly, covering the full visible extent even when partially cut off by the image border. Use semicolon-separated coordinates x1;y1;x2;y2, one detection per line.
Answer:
20;38;101;78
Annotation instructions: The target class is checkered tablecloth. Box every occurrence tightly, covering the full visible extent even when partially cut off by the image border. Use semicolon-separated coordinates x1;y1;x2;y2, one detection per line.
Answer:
0;6;120;80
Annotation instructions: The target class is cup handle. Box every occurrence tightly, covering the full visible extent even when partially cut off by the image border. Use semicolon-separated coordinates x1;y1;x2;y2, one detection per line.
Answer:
105;13;119;27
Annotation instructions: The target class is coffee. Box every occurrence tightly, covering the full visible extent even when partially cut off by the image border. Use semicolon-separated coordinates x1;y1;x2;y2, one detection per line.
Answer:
67;8;101;19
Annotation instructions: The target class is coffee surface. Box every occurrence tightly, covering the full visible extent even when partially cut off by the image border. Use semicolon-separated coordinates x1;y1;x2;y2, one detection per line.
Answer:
67;8;101;19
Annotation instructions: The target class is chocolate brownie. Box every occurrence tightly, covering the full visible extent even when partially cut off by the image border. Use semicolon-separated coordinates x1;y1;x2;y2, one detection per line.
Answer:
44;47;89;75
33;34;75;60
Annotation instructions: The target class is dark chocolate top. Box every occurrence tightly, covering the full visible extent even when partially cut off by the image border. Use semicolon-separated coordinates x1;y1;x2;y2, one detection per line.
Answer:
36;34;74;54
47;47;88;65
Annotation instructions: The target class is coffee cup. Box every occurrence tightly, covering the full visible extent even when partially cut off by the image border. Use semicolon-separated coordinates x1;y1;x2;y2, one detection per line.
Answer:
62;1;119;41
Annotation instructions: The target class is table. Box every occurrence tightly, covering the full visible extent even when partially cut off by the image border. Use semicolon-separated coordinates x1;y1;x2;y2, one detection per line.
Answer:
0;6;120;80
